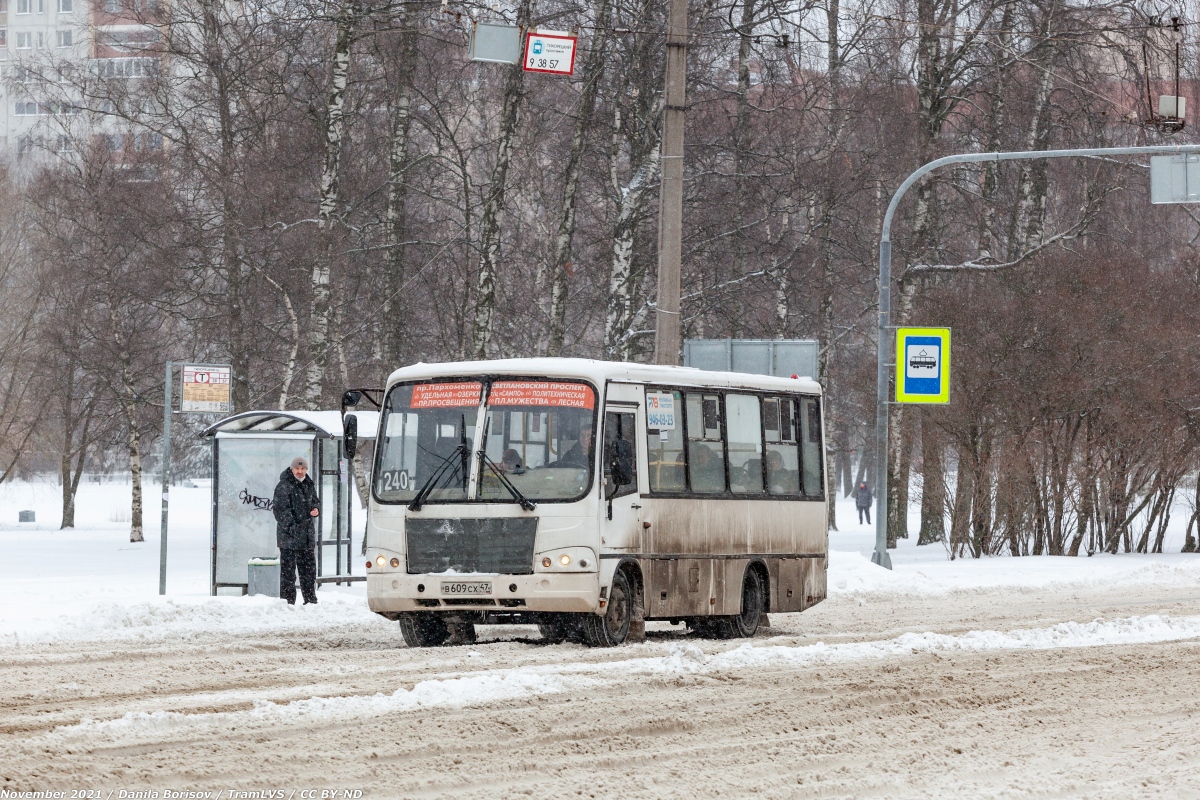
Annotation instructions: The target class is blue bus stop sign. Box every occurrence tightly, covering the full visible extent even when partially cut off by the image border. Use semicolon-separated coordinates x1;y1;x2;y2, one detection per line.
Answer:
895;327;950;404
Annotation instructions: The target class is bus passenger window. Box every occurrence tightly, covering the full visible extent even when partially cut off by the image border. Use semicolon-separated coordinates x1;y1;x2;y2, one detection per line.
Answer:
726;394;763;494
800;397;823;496
646;389;685;492
764;397;799;495
603;411;638;498
687;393;725;493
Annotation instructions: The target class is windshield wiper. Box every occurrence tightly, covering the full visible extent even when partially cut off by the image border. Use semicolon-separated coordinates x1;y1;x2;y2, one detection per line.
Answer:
407;443;468;511
477;450;536;511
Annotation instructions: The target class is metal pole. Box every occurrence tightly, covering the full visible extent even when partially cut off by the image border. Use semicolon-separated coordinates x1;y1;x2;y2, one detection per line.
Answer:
653;0;687;366
159;361;172;595
872;240;892;569
872;143;1200;570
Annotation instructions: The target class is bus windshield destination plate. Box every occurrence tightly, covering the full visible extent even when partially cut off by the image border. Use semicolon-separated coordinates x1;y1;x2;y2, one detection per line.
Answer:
441;580;493;596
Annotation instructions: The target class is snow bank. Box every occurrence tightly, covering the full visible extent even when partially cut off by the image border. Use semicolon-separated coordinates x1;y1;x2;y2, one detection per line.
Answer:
52;667;597;744
827;548;1200;600
1;592;392;647
640;613;1200;674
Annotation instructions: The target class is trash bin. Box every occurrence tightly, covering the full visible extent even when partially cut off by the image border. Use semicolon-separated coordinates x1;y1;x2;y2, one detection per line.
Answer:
18;510;35;523
247;557;281;597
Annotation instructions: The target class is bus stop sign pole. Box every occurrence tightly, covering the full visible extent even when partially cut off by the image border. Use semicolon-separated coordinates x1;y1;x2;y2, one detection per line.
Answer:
873;143;1200;570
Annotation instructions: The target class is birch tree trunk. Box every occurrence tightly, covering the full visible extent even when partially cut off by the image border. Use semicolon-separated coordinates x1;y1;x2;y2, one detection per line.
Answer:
1009;29;1058;254
544;0;612;356
977;0;1015;260
819;0;844;532
605;135;660;359
304;1;359;409
59;372;94;530
471;0;533;360
380;0;420;368
110;318;144;543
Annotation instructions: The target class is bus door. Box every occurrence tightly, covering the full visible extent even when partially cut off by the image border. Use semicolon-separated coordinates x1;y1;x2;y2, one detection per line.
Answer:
601;385;644;553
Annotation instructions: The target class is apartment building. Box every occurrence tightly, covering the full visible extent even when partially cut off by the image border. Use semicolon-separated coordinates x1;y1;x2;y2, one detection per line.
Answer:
0;0;161;163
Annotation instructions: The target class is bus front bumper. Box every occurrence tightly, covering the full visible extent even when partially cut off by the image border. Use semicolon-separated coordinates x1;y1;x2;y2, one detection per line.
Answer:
367;572;600;615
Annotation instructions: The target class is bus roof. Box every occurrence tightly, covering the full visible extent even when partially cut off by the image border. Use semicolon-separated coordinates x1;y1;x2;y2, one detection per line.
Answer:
385;357;822;395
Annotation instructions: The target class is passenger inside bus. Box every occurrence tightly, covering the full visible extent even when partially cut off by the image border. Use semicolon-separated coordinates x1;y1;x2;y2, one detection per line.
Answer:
688;443;725;493
766;449;798;494
557;423;593;469
499;448;525;474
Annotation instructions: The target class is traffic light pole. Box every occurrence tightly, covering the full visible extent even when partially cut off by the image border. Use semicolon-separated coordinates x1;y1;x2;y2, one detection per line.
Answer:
873;143;1200;570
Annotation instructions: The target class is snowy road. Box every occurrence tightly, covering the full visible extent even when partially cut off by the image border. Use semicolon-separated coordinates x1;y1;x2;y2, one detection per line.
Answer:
5;581;1200;798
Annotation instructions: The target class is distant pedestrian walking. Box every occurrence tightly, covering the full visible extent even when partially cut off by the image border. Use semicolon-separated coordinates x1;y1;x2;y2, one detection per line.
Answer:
272;455;321;605
855;481;872;525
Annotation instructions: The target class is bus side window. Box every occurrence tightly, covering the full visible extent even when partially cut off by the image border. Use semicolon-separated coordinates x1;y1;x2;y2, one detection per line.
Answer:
764;397;799;495
726;394;763;494
800;397;824;497
604;411;639;499
646;389;685;492
686;392;725;493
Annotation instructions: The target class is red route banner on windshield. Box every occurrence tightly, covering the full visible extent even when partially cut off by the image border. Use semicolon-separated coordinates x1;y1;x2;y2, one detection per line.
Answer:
489;381;595;409
410;382;483;408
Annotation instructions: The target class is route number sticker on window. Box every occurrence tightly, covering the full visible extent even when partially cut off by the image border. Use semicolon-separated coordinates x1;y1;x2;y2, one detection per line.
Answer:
646;392;676;430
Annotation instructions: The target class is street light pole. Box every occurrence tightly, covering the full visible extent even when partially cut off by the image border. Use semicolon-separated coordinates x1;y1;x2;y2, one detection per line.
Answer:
653;0;687;366
872;143;1200;569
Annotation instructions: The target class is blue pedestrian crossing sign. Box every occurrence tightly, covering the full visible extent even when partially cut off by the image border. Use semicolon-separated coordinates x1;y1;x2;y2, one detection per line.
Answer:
895;327;950;404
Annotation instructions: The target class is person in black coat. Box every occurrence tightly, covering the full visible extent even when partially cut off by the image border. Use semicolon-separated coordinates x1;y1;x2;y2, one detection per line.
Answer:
272;456;321;604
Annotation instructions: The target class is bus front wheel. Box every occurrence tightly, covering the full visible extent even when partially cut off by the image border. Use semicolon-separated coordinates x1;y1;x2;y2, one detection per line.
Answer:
581;570;633;647
398;614;450;647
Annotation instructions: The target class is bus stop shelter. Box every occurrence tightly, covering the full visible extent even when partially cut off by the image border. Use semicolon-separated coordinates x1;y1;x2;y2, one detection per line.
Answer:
201;409;377;595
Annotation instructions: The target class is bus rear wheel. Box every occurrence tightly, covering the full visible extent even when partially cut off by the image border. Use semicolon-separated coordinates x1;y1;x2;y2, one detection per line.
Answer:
581;570;632;647
712;568;765;639
398;613;449;647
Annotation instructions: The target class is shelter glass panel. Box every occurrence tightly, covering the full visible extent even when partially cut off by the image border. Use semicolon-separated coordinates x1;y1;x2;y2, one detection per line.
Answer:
214;437;313;586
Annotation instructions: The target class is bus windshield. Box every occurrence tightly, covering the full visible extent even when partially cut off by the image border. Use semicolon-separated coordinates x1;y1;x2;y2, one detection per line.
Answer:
374;379;597;504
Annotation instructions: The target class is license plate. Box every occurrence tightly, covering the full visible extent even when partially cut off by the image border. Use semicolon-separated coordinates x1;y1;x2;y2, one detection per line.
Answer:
441;580;492;596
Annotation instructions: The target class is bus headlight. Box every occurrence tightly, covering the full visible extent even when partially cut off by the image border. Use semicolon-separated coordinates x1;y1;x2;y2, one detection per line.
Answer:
376;555;386;567
535;548;596;572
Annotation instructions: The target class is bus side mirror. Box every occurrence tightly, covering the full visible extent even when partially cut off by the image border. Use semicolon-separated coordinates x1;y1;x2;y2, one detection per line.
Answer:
343;414;358;459
609;439;634;487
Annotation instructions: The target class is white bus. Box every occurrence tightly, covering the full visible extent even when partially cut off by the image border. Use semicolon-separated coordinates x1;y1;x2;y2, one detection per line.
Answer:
361;358;828;647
